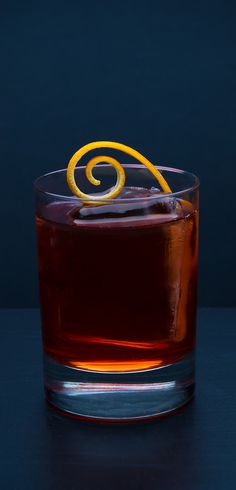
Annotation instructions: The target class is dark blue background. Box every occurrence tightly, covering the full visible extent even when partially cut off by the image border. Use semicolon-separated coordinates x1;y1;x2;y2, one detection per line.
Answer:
1;0;235;307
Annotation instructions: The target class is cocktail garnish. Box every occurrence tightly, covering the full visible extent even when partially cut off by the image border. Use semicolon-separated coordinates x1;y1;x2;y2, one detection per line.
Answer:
67;141;171;200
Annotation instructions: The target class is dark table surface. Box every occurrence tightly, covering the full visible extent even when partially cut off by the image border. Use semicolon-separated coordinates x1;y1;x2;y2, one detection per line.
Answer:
1;308;236;490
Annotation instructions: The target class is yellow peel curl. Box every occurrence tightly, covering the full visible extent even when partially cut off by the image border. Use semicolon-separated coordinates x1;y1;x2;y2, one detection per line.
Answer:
67;141;171;200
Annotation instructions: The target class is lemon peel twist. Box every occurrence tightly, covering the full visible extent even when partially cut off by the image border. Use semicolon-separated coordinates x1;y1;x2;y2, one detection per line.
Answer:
67;141;171;200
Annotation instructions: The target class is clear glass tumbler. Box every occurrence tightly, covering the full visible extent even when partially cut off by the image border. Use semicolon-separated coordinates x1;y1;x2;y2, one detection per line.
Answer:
35;164;199;420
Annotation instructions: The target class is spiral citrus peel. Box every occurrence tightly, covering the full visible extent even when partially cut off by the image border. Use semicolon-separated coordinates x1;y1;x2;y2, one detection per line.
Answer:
66;141;171;201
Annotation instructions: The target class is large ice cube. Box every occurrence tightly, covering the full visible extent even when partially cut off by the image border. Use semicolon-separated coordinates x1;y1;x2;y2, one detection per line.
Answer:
69;186;178;221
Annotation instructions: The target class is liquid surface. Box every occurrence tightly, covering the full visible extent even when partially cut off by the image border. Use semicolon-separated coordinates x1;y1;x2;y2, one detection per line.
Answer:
36;187;198;372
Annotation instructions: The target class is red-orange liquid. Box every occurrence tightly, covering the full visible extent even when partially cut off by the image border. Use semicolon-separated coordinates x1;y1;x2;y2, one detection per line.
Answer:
36;193;198;372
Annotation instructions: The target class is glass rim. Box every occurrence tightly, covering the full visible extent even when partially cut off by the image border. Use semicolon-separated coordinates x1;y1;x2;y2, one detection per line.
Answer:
34;164;200;203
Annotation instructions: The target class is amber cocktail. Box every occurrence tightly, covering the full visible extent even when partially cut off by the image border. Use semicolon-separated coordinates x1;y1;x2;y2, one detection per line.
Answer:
35;143;199;420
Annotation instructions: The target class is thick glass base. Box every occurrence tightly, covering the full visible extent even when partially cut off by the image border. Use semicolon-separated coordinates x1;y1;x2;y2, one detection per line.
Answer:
44;352;195;421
